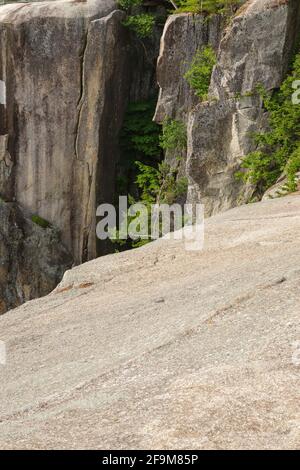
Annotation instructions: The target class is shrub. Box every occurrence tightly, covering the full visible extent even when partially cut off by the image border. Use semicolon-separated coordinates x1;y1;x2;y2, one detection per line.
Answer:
136;161;188;205
118;99;162;196
159;118;187;151
121;100;161;159
239;53;300;194
123;14;156;39
31;214;51;229
177;0;202;14
285;145;300;192
115;104;188;251
135;161;161;205
184;45;216;101
113;162;188;249
117;0;142;11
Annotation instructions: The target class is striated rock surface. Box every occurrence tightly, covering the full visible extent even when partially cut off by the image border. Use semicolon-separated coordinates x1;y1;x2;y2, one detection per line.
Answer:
153;12;224;177
0;200;72;314
70;8;130;262
154;12;224;123
0;196;299;449
186;96;265;215
155;0;300;216
0;1;119;264
210;0;300;100
0;0;162;266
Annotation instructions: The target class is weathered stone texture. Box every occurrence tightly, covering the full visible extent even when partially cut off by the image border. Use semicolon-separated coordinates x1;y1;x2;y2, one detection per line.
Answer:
210;0;300;100
0;0;164;310
155;1;300;216
187;96;266;215
0;1;119;264
0;200;72;314
154;12;224;123
0;195;299;448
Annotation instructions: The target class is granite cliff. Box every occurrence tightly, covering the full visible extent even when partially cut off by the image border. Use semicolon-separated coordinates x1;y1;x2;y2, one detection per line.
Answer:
155;0;300;214
0;0;299;311
0;0;162;310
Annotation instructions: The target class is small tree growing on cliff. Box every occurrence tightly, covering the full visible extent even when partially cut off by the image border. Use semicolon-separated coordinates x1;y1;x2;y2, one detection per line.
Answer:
118;0;157;39
123;14;156;39
118;0;142;11
184;45;217;100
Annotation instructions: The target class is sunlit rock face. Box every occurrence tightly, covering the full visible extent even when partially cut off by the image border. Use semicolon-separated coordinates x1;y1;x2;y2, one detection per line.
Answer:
0;0;299;312
0;0;164;311
0;0;161;266
154;12;224;123
155;0;300;216
0;1;120;264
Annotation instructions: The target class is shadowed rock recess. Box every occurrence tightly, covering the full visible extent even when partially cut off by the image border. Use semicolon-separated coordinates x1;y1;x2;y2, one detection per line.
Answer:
0;201;72;313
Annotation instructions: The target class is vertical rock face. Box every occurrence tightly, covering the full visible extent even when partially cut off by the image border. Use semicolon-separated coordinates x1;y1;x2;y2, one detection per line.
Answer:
153;12;224;179
187;96;266;214
154;12;224;123
155;0;300;215
210;0;300;100
74;9;162;261
69;8;131;262
0;0;162;311
0;0;161;267
0;0;119;265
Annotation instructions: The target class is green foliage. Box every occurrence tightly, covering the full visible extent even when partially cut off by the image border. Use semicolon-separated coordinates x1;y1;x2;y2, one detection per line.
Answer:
115;101;189;251
184;45;216;101
115;99;162;249
285;145;300;192
112;162;188;249
31;214;50;229
135;161;161;205
177;0;243;15
117;0;142;11
177;0;202;14
116;0;243;17
118;99;161;196
121;100;161;159
156;164;188;205
118;103;187;203
123;14;156;39
136;161;188;205
160;118;187;151
239;53;300;194
118;0;157;39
